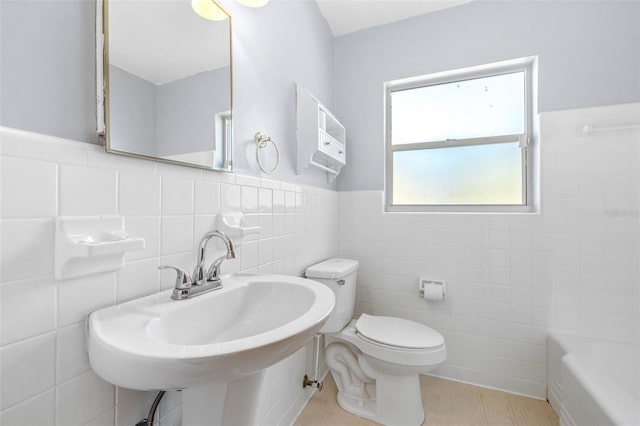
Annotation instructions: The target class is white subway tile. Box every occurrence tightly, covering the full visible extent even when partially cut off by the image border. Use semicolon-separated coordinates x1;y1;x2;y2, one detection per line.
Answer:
156;162;202;179
159;405;182;426
468;246;489;266
533;307;554;327
257;263;273;274
489;230;510;249
368;289;398;306
490;285;510;304
241;241;258;271
555;250;579;270
220;184;241;213
86;408;115;426
510;268;532;287
272;190;285;213
0;389;54;426
279;182;300;192
56;371;114;426
243;214;260;243
488;356;545;384
1;278;56;345
260;178;280;189
0;128;86;165
284;235;296;257
242;186;259;213
59;165;117;216
57;323;91;384
158;390;182;419
118;172;160;216
272;214;285;236
510;287;533;306
193;215;218;251
236;174;261;187
116;258;160;303
222;251;241;274
0;333;56;410
510;249;532;269
115;387;155;426
161;216;194;255
490;248;509;267
161;177;194;215
284;214;296;235
58;273;116;328
1;129;344;426
467;265;489;283
258;239;273;265
124;216;160;261
86;144;155;174
451;298;489;319
0;157;57;218
194;181;220;215
258;188;273;213
258;214;273;239
0;219;54;282
284;192;295;214
489;267;509;285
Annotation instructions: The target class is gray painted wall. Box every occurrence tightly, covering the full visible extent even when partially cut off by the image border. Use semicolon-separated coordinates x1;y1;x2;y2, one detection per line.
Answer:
1;0;97;143
156;67;230;156
0;0;335;188
228;0;335;185
109;65;157;157
334;0;640;191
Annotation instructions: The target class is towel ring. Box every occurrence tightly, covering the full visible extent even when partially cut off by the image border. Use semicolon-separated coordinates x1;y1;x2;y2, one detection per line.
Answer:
255;132;280;174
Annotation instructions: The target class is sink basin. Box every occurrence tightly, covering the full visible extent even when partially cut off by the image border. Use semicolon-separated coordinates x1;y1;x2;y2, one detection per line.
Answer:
87;274;335;391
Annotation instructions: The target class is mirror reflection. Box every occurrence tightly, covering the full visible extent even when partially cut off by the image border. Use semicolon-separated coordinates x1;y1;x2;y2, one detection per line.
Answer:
103;0;232;171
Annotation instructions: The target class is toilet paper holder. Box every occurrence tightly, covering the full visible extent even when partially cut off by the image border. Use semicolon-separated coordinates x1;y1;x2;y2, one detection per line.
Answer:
418;279;446;300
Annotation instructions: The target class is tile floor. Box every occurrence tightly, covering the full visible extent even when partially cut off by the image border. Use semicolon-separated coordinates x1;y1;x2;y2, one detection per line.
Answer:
295;374;559;426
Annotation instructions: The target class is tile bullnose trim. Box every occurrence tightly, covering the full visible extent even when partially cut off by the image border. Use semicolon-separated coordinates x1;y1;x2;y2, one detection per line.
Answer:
0;126;339;194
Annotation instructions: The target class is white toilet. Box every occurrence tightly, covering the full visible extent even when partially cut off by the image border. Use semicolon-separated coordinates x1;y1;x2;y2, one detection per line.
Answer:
306;258;447;426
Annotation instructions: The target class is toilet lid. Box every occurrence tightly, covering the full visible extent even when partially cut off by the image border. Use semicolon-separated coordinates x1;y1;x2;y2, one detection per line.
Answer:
355;314;444;349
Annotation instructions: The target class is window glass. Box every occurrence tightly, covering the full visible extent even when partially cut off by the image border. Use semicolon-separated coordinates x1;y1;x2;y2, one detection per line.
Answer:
391;72;525;145
392;142;523;205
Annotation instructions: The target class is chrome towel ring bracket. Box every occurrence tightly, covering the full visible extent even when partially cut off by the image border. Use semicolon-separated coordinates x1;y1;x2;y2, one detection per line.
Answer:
255;132;280;174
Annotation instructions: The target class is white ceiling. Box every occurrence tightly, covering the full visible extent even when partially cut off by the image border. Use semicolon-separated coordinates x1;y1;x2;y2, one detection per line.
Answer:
315;0;473;36
107;0;471;85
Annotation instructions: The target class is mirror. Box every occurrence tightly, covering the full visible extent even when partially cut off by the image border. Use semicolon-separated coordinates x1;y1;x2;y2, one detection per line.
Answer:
99;0;233;171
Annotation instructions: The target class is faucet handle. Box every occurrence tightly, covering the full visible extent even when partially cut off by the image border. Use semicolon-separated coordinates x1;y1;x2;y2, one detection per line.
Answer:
159;265;192;289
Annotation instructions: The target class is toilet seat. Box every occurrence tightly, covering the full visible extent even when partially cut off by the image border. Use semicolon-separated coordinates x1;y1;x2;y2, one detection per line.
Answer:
330;318;447;367
355;314;444;350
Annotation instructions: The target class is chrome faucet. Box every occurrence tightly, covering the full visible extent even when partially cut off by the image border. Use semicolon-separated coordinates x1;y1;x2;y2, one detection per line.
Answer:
193;230;236;285
160;230;236;300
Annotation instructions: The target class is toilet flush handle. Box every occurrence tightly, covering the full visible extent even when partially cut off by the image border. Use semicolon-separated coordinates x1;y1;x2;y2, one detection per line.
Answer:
337;279;345;285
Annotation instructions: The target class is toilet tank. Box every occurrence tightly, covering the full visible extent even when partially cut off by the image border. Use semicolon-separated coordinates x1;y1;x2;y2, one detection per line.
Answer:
305;258;359;333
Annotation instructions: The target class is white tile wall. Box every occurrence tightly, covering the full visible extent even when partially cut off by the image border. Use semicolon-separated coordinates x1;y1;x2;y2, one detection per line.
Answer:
338;103;640;399
0;127;338;426
2;104;635;423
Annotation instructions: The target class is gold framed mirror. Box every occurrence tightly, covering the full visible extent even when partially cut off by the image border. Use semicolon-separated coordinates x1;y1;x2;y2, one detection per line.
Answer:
97;0;233;171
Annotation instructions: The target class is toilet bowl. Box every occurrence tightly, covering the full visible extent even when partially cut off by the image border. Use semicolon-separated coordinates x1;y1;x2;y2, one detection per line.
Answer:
305;258;447;426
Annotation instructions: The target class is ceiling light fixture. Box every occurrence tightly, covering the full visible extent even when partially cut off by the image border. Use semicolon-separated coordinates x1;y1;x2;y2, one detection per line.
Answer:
192;0;269;21
191;0;228;21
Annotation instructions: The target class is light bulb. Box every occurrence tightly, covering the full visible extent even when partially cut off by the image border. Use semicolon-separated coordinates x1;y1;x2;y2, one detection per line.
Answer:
235;0;269;7
191;0;228;21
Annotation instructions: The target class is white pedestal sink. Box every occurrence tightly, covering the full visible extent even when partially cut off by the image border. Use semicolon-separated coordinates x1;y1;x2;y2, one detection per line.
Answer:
87;274;335;424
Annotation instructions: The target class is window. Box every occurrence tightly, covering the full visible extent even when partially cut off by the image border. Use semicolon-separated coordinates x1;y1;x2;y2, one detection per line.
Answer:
385;57;536;212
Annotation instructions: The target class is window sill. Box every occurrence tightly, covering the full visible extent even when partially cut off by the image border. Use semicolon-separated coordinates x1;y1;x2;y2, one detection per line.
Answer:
385;204;537;214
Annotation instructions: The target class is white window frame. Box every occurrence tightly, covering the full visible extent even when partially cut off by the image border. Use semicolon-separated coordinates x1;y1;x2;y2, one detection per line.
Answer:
385;57;537;213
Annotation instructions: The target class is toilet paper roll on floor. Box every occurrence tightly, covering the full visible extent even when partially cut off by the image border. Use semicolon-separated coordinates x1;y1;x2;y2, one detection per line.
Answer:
419;279;446;301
